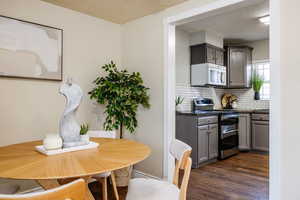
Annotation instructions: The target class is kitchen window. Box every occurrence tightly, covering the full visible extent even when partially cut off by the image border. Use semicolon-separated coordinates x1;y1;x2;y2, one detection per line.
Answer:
253;60;270;100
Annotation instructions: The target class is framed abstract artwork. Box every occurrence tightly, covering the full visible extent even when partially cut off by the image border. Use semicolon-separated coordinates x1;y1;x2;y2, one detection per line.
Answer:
0;15;63;81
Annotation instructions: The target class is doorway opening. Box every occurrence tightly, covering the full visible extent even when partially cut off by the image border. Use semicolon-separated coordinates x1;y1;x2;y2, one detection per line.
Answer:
163;0;278;199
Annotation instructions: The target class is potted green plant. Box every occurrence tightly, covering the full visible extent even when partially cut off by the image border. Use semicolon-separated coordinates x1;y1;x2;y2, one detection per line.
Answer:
251;71;264;100
175;96;184;112
89;61;150;186
80;123;89;143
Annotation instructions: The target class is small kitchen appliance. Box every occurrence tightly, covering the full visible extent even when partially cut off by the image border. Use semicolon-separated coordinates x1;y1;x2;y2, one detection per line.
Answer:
191;63;227;86
193;97;239;159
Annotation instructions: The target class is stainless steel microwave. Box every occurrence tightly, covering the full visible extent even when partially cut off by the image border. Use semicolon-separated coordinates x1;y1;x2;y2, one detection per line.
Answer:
191;63;226;86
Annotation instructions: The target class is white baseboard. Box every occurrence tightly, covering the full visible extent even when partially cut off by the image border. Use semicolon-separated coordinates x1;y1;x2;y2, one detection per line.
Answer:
132;170;162;180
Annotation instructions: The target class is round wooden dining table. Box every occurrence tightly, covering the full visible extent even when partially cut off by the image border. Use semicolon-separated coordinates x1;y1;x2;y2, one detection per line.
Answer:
0;138;151;200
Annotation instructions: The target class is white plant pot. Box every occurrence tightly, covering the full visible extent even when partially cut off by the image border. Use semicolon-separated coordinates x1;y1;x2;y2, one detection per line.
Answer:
43;134;63;150
80;134;90;143
176;104;184;112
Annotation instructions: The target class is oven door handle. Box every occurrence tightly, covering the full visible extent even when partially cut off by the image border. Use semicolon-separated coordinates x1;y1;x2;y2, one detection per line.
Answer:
222;129;238;134
221;114;239;120
221;130;238;139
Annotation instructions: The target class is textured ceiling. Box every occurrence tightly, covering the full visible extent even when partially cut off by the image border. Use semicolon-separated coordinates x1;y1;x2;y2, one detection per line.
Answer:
40;0;187;24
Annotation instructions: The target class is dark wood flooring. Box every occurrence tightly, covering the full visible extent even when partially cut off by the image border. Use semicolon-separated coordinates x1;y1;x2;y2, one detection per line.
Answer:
89;152;269;200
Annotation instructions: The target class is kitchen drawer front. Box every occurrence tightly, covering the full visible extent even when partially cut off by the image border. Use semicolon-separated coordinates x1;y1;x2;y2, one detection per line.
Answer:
252;114;269;121
198;116;218;126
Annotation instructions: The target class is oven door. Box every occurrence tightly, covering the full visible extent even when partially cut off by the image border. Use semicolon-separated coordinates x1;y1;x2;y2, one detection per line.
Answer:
220;133;239;159
219;114;239;159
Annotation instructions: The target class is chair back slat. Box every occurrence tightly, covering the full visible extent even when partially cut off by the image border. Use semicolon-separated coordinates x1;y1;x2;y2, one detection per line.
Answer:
88;130;117;139
0;179;85;200
179;157;192;200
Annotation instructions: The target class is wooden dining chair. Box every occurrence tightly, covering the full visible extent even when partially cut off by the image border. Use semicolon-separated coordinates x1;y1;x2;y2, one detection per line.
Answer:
0;179;85;200
126;139;192;200
88;130;119;200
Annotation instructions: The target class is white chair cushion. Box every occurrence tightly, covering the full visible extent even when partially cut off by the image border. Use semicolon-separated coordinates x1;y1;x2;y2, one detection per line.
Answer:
126;178;180;200
170;139;192;162
92;172;111;179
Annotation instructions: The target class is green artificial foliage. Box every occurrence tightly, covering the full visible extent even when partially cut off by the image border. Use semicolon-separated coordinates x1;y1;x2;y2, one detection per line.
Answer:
251;71;264;92
175;96;184;106
80;124;89;135
89;61;150;139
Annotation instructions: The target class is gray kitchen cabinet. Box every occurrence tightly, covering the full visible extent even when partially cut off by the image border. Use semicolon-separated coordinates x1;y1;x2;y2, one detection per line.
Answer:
208;124;219;159
252;120;269;151
238;114;251;150
190;43;225;65
206;46;216;64
215;49;224;66
225;46;253;88
229;49;246;86
176;114;219;168
198;125;209;163
176;114;198;167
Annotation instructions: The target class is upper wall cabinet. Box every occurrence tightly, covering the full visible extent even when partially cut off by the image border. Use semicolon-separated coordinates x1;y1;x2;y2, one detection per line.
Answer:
225;46;253;88
215;49;224;66
191;43;225;66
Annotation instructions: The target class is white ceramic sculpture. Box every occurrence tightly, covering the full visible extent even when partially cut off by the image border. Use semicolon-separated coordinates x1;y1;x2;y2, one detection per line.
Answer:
59;79;87;148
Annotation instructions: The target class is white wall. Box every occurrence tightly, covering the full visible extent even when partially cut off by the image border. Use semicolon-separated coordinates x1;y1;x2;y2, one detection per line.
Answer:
190;30;224;47
0;0;122;147
276;0;300;199
245;39;269;61
176;28;190;86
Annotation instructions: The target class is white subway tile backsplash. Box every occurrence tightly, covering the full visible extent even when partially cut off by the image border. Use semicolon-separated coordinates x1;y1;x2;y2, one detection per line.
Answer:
226;89;270;110
176;84;269;111
176;84;224;111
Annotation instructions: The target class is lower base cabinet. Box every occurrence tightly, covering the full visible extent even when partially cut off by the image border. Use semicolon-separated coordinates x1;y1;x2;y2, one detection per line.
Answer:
176;114;219;168
208;124;219;159
238;114;251;150
252;120;269;151
198;124;218;163
198;125;209;163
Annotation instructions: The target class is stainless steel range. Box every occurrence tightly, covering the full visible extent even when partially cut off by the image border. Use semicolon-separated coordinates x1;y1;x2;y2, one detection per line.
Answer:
218;112;239;159
193;98;239;159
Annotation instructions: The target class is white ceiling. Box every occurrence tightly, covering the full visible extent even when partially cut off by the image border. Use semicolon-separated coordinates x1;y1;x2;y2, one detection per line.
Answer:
40;0;188;24
178;0;269;43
